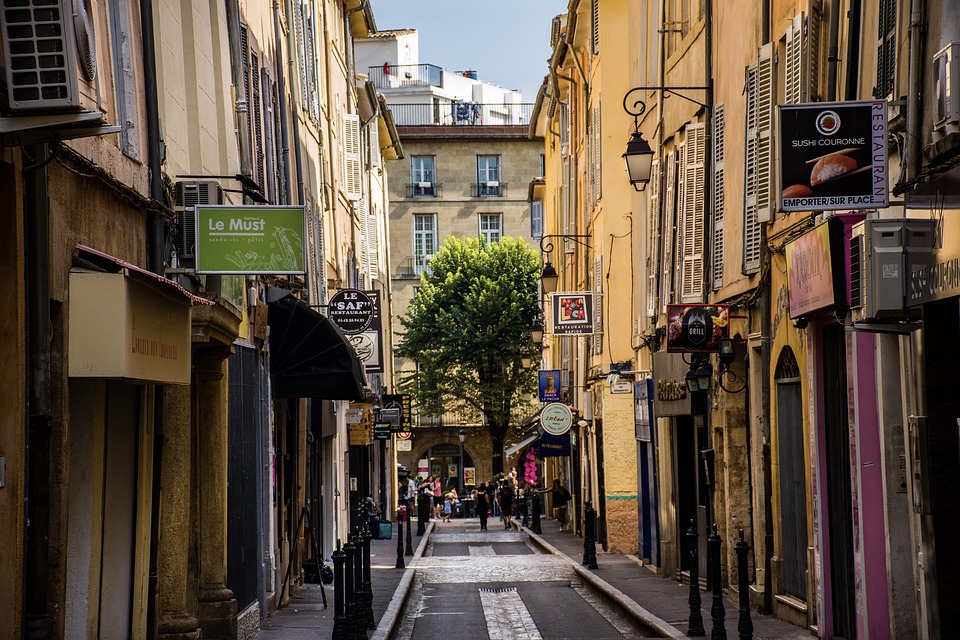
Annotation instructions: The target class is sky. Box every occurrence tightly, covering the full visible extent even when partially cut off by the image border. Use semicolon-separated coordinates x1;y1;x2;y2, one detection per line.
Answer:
369;0;569;103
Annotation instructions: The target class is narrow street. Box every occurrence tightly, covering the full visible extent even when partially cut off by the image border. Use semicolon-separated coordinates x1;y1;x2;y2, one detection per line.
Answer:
394;519;655;639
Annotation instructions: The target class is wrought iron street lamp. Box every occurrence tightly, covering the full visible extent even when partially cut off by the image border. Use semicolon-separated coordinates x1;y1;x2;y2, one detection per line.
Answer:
716;337;747;393
458;428;466;493
539;234;591;294
531;321;544;345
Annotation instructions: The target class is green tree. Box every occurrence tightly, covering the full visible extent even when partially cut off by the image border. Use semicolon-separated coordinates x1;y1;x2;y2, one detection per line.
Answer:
396;236;541;475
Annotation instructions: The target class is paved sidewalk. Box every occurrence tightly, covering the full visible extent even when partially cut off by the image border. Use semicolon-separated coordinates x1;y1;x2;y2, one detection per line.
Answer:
524;515;813;640
251;518;432;640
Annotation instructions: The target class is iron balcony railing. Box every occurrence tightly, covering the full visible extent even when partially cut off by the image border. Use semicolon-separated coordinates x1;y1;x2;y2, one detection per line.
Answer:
386;102;534;127
368;63;443;89
406;182;442;198
394;255;435;278
471;182;508;197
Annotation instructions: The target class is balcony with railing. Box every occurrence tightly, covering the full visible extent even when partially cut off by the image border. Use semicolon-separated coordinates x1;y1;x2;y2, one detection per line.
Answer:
368;64;443;89
386;102;534;127
407;182;442;198
394;255;435;279
471;182;508;197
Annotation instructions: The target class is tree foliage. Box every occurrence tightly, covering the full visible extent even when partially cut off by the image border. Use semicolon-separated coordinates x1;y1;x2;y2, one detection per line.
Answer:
396;236;541;474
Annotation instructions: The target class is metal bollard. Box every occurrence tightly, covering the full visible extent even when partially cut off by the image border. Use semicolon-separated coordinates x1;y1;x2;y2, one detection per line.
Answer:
735;529;754;640
395;510;405;569
344;538;358;639
332;542;347;640
362;528;375;629
709;524;726;640
522;492;530;528
686;520;706;636
352;531;366;640
417;493;428;536
531;491;542;534
405;504;414;555
582;502;598;569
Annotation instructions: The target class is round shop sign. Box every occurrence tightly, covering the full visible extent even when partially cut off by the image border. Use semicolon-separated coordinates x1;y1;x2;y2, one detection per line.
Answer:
540;402;573;436
327;289;373;334
397;430;412;440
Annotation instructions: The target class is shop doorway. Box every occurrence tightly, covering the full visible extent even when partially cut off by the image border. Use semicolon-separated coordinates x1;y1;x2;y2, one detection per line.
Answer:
675;415;708;578
776;347;808;600
426;443;474;493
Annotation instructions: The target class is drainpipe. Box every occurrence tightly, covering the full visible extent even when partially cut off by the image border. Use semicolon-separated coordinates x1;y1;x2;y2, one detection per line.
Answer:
322;3;340;286
758;0;774;615
273;0;294;206
138;0;167;636
23;142;52;638
225;0;253;184
826;0;840;101
843;0;862;100
905;0;924;182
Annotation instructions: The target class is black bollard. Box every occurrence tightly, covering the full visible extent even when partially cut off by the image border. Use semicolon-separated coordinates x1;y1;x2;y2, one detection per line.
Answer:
362;528;375;629
343;538;358;639
522;491;530;528
395;510;405;569
709;524;726;640
333;542;347;640
531;491;542;534
405;504;414;555
686;520;706;636
352;531;366;640
583;502;599;569
735;529;753;640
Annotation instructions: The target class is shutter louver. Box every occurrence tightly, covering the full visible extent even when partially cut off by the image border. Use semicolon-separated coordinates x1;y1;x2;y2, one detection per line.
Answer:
251;52;265;192
807;0;823;101
367;205;380;275
743;44;773;273
756;44;774;223
680;123;706;302
344;113;362;200
593;257;603;355
712;104;725;290
593;106;602;204
785;14;804;105
661;150;677;311
358;200;369;275
646;159;661;318
591;0;600;54
369;122;380;168
874;0;896;99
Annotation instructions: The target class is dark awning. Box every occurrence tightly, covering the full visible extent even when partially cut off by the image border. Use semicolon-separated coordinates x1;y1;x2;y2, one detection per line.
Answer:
267;290;366;400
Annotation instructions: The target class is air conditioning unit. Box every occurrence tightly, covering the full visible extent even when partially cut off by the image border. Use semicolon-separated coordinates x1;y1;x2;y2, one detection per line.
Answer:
174;180;224;259
850;219;936;323
933;42;960;134
1;0;101;113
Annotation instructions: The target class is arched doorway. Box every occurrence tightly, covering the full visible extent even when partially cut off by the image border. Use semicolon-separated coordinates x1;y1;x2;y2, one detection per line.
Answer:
775;346;808;601
424;442;475;494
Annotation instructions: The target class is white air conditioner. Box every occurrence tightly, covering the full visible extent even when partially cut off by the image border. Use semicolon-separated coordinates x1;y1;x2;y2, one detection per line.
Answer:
174;180;224;259
850;219;936;323
1;0;101;113
934;42;960;134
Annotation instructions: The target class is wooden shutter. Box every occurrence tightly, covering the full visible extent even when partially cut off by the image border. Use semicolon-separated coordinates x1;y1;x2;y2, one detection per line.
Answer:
368;204;379;275
744;44;773;273
593;105;602;204
646;158;661;318
369;122;380;168
661;150;677;311
680;123;706;302
560;102;570;152
874;0;896;98
593;257;603;355
712;104;725;290
591;0;600;54
785;14;804;105
343;113;362;200
756;44;774;223
807;0;823;101
251;51;265;191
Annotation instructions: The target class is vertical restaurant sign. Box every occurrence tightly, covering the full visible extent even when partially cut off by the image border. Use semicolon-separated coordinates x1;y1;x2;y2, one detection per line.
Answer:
665;304;730;352
777;101;888;212
539;369;562;402
550;291;594;335
195;206;306;274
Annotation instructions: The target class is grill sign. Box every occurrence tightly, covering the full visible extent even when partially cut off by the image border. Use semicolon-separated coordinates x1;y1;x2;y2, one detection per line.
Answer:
666;304;730;353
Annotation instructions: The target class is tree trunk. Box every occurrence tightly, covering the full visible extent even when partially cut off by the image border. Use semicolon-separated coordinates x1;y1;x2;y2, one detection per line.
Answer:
489;428;505;476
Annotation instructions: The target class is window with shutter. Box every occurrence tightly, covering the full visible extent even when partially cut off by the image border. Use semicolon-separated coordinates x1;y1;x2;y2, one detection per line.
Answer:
807;0;823;101
262;70;277;204
874;0;896;99
712;104;725;290
367;202;379;276
646;159;661;318
251;51;265;192
661;150;677;311
680;123;706;302
369;122;380;168
358;200;369;275
591;0;600;54
592;257;603;355
785;14;804;105
343;113;362;200
743;44;773;273
560;102;570;154
593;106;602;204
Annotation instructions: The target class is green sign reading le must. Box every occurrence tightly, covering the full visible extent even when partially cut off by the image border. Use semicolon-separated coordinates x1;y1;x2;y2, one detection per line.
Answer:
195;205;306;274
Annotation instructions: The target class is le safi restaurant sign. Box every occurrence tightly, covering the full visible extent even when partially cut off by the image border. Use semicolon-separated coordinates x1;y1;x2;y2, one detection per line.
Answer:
195;206;306;274
777;101;887;212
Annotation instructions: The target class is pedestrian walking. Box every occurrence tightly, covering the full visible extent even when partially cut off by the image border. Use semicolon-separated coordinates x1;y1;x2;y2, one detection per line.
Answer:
443;493;453;523
432;476;443;519
540;479;571;532
475;482;491;530
498;479;515;530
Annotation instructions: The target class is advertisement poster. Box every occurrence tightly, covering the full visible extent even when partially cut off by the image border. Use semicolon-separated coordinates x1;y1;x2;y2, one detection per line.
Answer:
550;292;594;335
666;304;730;352
785;218;844;318
777;101;887;212
539;369;562;402
195;205;305;274
464;467;476;486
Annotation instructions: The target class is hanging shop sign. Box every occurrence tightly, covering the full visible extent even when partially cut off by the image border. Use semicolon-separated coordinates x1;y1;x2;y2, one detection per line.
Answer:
909;214;960;306
540;402;573;436
666;304;730;353
652;351;692;417
328;289;374;334
397;439;412;452
195;205;306;274
550;292;595;335
634;378;653;442
777;101;888;212
539;369;562;402
785;216;846;318
538;432;571;457
352;291;384;374
381;394;412;429
373;423;392;441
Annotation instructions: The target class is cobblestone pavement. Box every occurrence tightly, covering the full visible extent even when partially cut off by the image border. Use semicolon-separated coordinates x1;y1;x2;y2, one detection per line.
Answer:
393;520;654;639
